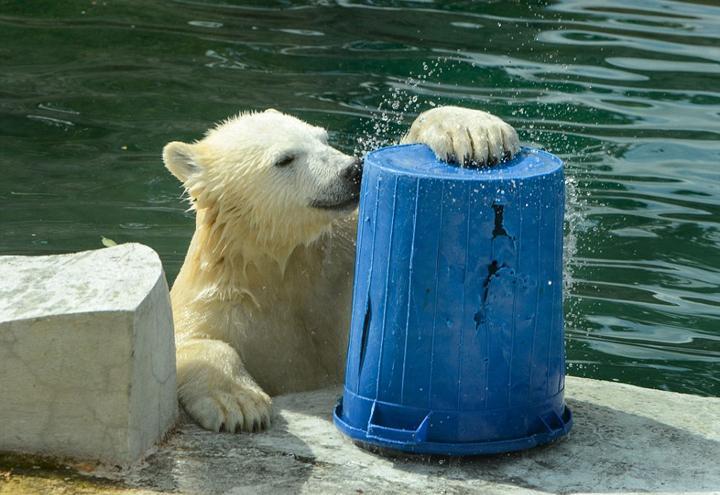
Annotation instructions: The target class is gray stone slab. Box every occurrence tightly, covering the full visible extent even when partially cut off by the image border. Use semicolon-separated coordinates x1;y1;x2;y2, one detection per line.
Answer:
0;244;177;465
91;376;716;494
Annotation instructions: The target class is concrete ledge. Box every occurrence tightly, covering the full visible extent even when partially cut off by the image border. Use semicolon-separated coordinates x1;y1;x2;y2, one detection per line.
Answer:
4;376;716;494
0;244;178;465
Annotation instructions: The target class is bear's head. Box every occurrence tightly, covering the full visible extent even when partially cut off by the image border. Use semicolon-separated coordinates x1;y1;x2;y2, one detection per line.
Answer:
163;109;361;261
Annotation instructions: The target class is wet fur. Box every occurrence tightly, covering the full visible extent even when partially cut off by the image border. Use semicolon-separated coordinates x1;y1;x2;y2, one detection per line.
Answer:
163;106;519;432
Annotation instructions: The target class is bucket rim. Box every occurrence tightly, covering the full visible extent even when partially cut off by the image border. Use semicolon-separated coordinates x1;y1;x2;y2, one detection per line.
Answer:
333;401;573;456
364;144;563;182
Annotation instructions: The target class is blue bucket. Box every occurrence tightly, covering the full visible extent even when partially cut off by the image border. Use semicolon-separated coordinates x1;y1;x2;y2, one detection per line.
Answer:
333;144;572;455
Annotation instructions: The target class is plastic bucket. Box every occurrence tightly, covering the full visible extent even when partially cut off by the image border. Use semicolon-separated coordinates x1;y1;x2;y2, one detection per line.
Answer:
333;144;572;455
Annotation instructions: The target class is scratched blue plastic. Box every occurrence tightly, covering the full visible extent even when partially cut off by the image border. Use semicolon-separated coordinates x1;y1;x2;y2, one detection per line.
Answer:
333;144;573;455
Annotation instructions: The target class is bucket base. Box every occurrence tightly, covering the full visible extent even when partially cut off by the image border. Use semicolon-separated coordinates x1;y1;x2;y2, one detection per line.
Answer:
333;401;573;456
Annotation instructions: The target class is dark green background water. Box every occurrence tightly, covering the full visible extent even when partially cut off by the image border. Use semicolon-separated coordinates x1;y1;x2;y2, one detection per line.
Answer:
1;1;718;396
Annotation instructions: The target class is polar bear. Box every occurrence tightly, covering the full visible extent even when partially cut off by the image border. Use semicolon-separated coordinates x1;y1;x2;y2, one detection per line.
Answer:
163;106;519;433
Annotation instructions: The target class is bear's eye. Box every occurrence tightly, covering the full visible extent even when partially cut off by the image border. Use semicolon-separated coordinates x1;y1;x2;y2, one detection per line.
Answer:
275;155;295;168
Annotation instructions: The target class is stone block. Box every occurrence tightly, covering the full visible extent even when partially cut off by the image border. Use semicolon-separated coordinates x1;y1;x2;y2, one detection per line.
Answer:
0;243;177;464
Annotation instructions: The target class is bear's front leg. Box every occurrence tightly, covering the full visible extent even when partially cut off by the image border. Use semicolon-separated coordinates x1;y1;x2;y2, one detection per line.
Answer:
401;106;520;166
176;337;272;432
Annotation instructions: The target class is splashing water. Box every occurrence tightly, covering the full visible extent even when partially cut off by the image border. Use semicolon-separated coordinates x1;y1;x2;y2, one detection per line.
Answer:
563;173;593;334
357;59;588;303
354;59;446;157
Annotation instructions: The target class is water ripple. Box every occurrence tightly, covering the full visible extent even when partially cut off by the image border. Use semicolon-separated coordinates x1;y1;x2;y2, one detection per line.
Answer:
0;0;718;395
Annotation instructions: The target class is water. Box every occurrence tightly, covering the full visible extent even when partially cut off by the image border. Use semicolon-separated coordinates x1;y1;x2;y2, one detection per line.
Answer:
1;0;718;396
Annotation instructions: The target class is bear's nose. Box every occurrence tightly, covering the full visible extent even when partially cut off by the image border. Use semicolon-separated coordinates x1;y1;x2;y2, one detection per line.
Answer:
343;158;363;187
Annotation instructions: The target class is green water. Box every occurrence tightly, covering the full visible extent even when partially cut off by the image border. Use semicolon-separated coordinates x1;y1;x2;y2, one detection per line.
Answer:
1;1;718;396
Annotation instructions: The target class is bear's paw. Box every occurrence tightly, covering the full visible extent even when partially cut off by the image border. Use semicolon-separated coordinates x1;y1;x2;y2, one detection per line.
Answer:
402;106;520;166
183;384;272;433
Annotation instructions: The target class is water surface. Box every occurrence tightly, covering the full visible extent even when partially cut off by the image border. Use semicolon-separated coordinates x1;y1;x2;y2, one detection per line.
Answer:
1;0;718;395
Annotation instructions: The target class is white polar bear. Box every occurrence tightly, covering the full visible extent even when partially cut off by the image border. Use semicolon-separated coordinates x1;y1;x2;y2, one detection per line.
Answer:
162;106;519;433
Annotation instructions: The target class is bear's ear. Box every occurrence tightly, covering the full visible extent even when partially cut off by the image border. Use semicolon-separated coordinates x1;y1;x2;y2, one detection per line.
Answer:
265;108;281;114
163;141;201;183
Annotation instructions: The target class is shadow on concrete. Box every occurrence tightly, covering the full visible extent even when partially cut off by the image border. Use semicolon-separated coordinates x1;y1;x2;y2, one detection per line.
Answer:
371;398;720;493
123;408;317;495
111;389;719;494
